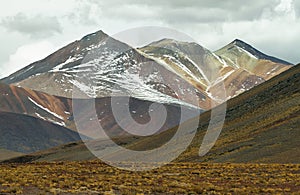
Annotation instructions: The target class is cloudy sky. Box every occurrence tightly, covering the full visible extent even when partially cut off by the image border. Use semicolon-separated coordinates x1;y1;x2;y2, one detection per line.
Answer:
0;0;299;78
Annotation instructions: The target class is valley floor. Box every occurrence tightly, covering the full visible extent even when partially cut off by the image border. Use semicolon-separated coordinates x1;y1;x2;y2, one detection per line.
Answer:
0;161;299;194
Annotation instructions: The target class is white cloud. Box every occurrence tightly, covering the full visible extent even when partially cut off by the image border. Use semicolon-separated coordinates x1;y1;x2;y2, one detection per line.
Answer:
0;0;299;78
1;13;62;38
1;41;56;78
275;0;294;13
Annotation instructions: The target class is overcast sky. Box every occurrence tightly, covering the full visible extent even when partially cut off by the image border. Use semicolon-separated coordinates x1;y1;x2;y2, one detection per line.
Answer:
0;0;299;78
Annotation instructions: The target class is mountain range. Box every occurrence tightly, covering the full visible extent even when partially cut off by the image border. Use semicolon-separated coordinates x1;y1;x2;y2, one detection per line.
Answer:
4;63;299;163
0;29;296;161
1;30;292;106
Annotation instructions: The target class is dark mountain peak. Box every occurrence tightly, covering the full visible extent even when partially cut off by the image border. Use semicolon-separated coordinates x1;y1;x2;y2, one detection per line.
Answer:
230;39;254;49
75;30;111;51
80;30;109;42
220;39;293;65
1;30;116;84
84;29;106;36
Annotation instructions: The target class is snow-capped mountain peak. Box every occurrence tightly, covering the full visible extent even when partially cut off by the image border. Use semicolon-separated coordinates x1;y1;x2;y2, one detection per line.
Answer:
1;30;214;110
1;30;292;110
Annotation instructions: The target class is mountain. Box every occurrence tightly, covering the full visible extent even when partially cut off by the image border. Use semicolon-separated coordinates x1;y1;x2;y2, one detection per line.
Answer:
1;31;212;109
215;39;292;80
10;63;299;163
0;30;295;161
140;39;292;101
0;112;84;153
217;39;292;65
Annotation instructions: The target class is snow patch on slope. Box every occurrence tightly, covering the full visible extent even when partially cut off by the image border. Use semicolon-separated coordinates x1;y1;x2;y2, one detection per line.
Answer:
50;55;84;72
184;55;210;83
212;53;228;67
236;46;258;59
163;54;207;84
211;69;235;86
28;97;64;120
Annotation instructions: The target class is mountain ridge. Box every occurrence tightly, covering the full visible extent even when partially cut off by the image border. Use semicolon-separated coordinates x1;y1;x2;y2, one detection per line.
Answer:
1;30;292;108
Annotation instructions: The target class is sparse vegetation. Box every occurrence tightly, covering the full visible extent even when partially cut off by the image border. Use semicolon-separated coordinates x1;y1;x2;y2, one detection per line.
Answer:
0;161;299;194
